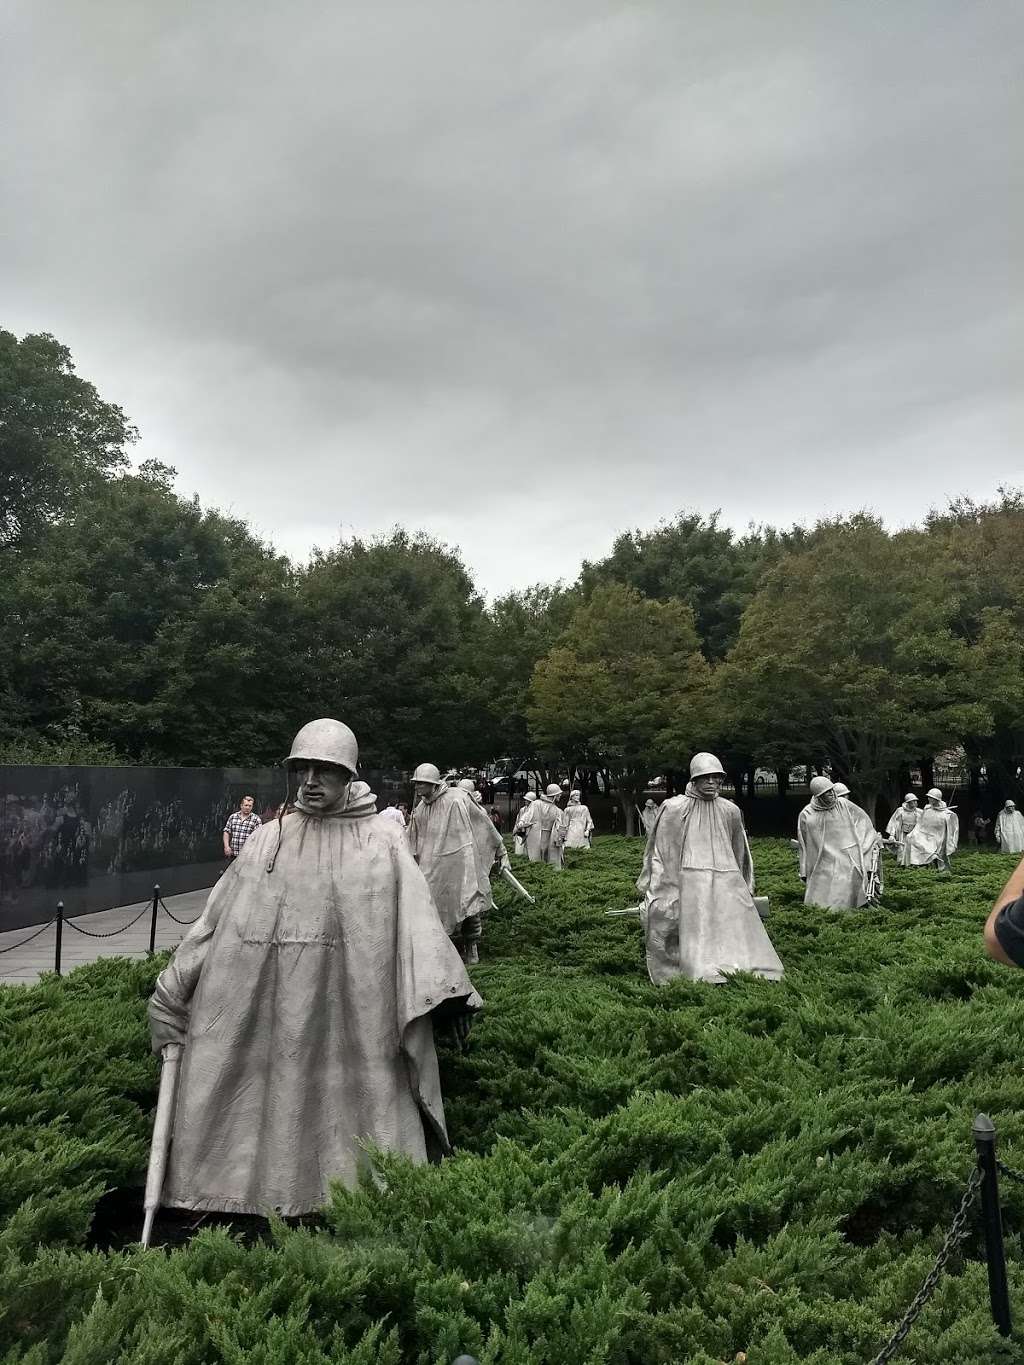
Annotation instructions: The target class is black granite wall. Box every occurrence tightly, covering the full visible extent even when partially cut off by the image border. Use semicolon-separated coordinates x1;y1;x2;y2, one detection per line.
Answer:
0;765;404;931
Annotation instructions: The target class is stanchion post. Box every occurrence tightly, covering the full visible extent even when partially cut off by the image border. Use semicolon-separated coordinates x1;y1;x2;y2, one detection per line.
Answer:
148;884;160;956
974;1112;1012;1338
54;900;63;977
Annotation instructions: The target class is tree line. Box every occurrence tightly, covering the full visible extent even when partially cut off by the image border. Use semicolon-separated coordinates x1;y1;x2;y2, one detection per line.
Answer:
2;328;1022;830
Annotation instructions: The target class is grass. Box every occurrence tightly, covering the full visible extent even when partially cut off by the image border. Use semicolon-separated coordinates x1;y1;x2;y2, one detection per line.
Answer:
1;836;1023;1362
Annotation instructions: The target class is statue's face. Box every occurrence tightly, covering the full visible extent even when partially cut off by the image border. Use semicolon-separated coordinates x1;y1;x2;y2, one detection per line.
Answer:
817;788;837;809
693;774;722;798
294;761;351;812
927;796;941;808
413;781;437;799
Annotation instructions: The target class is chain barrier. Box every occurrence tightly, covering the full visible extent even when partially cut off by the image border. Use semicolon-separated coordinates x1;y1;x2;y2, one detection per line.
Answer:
0;913;58;954
63;903;153;939
868;1168;983;1365
0;890;201;963
997;1160;1024;1188
158;896;202;927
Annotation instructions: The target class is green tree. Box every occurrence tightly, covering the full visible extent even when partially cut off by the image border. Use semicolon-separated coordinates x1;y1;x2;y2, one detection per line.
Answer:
720;516;991;822
4;461;297;764
480;583;580;761
0;330;136;550
578;510;809;660
298;529;494;769
924;490;1024;799
528;583;711;832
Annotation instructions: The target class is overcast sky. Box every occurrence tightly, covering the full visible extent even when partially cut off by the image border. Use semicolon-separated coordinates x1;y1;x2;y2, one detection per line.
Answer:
3;2;1021;596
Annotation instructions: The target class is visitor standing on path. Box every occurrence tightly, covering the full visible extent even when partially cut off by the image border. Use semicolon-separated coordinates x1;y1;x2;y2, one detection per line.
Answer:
222;796;262;864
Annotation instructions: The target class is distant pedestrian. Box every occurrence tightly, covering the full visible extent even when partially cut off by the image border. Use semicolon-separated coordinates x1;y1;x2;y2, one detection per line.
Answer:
971;811;992;845
223;795;262;863
380;802;407;827
489;805;503;832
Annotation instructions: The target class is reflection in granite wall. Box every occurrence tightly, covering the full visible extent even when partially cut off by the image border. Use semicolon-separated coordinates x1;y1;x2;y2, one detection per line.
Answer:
0;765;405;931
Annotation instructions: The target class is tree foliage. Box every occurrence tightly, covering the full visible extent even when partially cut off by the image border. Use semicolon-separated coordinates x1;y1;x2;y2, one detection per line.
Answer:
298;529;491;769
0;330;136;550
2;325;1022;807
529;584;710;829
720;516;992;817
2;461;296;765
578;510;808;660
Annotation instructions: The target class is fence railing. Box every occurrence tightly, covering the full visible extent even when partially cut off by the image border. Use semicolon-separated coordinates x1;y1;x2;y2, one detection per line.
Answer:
0;885;202;975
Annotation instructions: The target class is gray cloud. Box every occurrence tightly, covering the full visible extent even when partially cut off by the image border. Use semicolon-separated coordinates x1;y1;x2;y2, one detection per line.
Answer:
2;1;1021;594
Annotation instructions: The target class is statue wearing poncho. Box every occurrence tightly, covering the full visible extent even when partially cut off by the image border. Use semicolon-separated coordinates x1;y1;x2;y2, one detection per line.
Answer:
798;777;882;908
636;753;784;985
521;786;568;868
901;787;959;870
886;794;919;854
407;764;507;962
563;790;595;849
147;721;480;1218
995;801;1024;854
512;792;536;856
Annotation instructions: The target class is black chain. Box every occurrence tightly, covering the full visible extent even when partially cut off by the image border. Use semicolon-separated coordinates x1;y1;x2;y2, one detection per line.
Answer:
869;1168;982;1365
0;914;58;954
159;896;202;927
997;1160;1024;1188
63;903;152;938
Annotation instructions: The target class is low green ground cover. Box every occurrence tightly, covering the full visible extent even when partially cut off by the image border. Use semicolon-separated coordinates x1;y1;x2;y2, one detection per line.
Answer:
2;837;1024;1363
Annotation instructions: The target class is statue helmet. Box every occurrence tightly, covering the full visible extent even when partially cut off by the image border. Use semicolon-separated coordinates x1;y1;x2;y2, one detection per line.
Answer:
412;762;443;785
544;783;562;798
809;776;834;798
457;777;476;791
689;752;726;780
523;791;537;802
926;787;943;801
904;792;918;803
1006;800;1016;810
833;782;850;797
287;719;358;774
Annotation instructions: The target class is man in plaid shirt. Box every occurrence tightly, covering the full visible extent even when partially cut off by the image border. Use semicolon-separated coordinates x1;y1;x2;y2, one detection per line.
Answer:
223;795;263;861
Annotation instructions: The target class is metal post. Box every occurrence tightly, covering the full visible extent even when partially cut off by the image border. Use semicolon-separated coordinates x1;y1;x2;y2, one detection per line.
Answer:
54;900;63;977
974;1113;1012;1337
451;1357;480;1365
148;884;160;956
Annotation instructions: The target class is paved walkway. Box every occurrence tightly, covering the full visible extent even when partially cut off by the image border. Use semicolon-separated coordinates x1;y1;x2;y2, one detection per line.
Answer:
0;887;211;986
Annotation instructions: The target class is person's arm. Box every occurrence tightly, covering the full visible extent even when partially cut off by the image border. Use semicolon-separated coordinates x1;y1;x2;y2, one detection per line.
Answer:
222;817;233;858
984;854;1024;966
